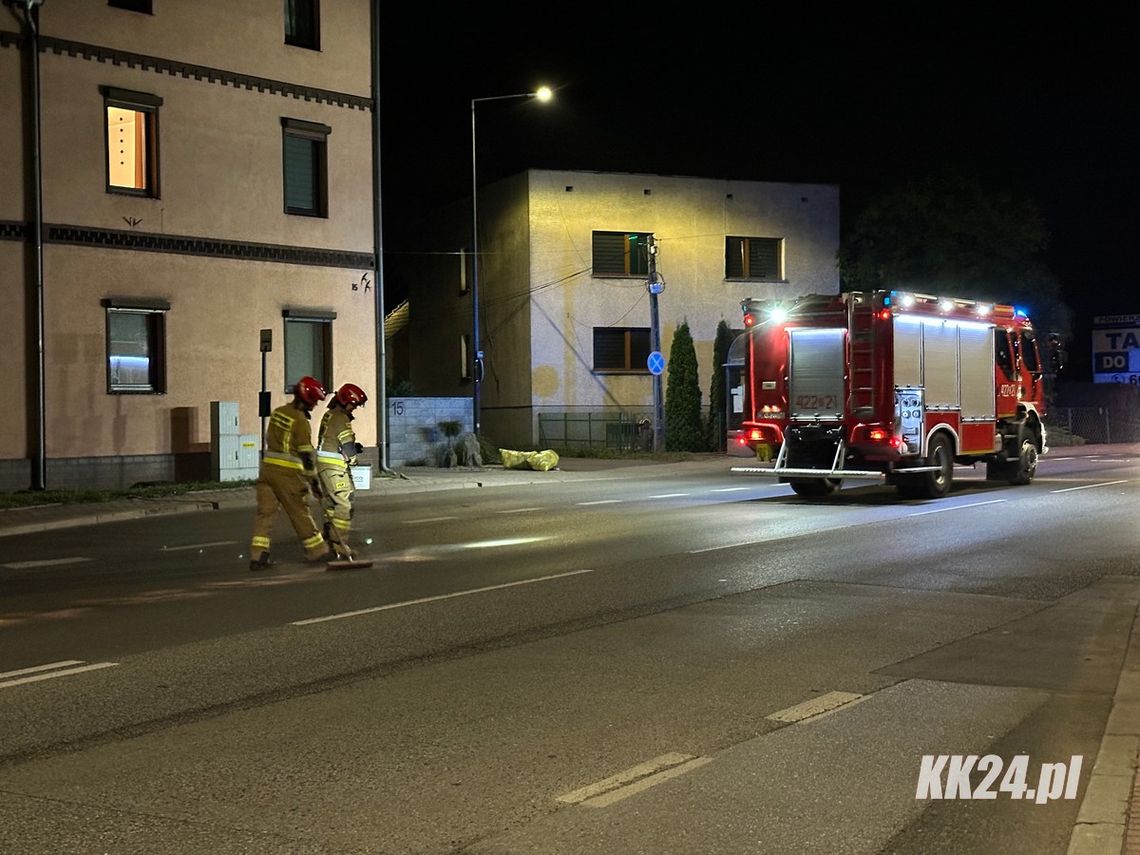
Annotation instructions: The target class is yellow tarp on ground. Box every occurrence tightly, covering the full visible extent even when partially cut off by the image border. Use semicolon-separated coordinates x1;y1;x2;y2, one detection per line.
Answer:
500;449;560;471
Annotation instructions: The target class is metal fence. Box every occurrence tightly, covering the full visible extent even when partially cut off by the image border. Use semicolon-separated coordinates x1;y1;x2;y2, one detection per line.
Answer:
1044;406;1140;445
538;411;652;452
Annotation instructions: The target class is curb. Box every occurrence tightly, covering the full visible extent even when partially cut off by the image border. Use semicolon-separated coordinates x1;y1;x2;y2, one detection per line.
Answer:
1068;601;1140;855
0;500;219;538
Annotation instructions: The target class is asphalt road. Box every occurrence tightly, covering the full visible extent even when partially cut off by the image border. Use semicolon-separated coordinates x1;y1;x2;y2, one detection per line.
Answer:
1;451;1137;854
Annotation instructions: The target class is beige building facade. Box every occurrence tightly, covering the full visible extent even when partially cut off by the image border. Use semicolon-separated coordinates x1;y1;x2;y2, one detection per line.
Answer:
409;169;841;449
1;0;377;489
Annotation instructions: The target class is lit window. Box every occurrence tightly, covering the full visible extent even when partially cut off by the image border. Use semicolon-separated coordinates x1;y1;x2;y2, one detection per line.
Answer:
104;301;167;393
460;333;471;381
283;310;334;391
726;236;783;280
459;247;471;295
593;327;650;372
102;87;161;197
592;231;650;276
282;118;330;217
285;0;320;50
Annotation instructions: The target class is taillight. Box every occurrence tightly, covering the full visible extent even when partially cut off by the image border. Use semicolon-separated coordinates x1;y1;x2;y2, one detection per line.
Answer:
868;428;888;442
749;429;763;441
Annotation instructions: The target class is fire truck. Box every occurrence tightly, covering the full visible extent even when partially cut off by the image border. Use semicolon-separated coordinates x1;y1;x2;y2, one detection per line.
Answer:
731;290;1047;498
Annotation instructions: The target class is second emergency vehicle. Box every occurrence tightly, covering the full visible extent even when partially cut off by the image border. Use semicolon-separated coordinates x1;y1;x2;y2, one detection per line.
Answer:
732;290;1047;498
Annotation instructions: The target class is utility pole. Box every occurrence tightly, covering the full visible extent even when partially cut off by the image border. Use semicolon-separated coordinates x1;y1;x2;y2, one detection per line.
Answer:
647;234;665;452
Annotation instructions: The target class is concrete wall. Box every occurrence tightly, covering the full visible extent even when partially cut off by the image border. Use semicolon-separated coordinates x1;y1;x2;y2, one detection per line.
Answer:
387;397;473;468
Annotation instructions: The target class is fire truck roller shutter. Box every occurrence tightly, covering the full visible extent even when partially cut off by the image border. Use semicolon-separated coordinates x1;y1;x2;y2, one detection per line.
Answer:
788;328;845;420
959;323;996;420
922;321;960;408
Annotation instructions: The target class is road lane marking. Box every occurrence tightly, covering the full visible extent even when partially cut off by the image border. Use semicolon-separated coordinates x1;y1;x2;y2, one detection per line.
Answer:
1051;480;1129;494
1049;457;1074;461
405;516;459;524
159;540;237;552
463;537;548;549
907;499;1007;517
0;661;119;690
709;487;751;493
577;500;622;506
495;507;543;514
559;755;714;808
0;660;83;680
293;568;596;626
767;691;865;723
1;557;92;569
647;493;689;499
557;753;695;804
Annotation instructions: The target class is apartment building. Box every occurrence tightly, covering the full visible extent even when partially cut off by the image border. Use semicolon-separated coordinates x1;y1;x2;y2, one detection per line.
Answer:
407;168;841;448
1;0;377;489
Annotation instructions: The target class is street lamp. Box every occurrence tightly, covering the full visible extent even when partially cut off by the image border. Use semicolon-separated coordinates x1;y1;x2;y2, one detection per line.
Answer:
470;85;552;438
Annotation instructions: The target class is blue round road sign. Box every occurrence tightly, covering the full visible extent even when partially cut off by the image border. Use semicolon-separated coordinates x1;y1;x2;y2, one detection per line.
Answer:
647;351;666;375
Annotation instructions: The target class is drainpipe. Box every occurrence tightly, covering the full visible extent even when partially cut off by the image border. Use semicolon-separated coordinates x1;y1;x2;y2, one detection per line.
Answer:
17;0;47;489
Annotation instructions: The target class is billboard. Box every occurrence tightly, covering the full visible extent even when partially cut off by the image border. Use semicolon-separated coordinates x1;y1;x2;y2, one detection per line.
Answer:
1092;314;1140;384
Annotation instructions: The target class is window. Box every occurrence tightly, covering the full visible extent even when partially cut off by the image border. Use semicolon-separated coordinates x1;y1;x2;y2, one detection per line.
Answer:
101;87;161;197
594;327;650;372
103;300;167;393
285;0;320;50
1018;331;1040;373
283;310;334;391
282;118;330;217
995;330;1014;373
460;333;471;381
459;248;471;295
108;0;153;12
592;231;650;276
726;236;783;280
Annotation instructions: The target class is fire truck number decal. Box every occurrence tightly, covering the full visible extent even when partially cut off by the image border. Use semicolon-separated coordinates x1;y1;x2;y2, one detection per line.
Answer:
795;395;838;410
999;384;1018;397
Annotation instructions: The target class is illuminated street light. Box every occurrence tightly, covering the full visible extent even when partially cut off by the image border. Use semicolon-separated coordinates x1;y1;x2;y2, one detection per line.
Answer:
470;85;552;437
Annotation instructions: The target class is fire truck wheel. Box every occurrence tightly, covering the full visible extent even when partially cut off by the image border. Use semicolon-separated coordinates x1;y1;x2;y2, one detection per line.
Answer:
900;433;954;499
789;478;841;498
1010;429;1039;485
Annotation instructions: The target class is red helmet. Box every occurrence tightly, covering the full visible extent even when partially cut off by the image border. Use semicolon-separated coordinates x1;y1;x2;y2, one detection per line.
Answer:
294;376;327;406
335;383;368;407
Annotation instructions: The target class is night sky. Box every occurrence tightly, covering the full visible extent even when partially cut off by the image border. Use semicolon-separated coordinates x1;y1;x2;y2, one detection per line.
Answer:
377;6;1138;379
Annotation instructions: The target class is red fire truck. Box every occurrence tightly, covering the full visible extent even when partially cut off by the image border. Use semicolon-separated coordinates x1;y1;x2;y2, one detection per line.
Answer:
731;290;1047;498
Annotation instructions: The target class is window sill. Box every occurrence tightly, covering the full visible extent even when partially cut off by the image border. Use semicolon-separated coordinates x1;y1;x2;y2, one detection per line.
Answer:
593;273;649;280
725;277;788;284
285;208;329;219
108;389;165;395
107;187;159;200
592;370;651;376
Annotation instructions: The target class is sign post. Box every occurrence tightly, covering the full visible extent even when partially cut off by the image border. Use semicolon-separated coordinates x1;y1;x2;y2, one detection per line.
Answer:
259;328;272;456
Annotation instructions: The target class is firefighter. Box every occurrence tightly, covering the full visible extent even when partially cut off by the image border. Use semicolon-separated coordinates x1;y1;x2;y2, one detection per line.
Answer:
317;383;368;561
248;376;329;570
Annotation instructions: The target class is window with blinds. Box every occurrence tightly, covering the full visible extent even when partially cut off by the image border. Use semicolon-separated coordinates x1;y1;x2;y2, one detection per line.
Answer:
285;0;320;50
592;231;650;276
726;236;783;280
593;327;651;372
281;118;330;217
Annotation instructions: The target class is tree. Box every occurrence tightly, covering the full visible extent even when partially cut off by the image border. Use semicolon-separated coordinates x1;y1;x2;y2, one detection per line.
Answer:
665;320;704;452
707;319;735;451
838;165;1070;334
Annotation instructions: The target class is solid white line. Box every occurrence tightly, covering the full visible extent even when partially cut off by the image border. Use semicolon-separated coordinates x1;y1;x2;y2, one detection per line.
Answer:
907;499;1007;517
405;516;459;524
1051;480;1129;494
577;500;621;506
1049;457;1074;461
159;540;237;552
495;507;543;514
293;568;597;626
0;660;83;680
1;557;92;569
709;487;751;493
648;493;689;499
0;662;118;690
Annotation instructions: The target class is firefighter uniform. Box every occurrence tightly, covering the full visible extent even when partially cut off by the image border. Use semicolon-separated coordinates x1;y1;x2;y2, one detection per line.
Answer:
317;405;360;560
249;400;327;566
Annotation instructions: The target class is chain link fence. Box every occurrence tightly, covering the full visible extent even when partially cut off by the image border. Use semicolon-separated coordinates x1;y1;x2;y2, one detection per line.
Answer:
1044;406;1140;446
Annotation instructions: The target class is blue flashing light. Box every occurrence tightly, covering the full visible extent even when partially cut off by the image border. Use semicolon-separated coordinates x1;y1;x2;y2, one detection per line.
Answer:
883;295;891;306
1015;307;1028;318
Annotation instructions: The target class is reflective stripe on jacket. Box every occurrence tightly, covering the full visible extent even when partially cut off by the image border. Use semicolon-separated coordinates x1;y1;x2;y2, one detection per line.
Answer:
263;402;316;476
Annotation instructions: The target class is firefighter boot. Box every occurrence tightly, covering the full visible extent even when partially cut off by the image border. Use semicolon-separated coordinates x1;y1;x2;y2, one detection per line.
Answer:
249;551;275;572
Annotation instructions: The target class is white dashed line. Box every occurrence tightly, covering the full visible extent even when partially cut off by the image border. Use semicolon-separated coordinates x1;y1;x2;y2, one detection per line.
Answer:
293;568;595;625
0;660;119;690
495;507;543;514
2;557;92;569
405;516;459;524
907;499;1007;517
647;493;689;499
159;540;237;552
577;500;622;506
709;487;751;493
1051;480;1129;494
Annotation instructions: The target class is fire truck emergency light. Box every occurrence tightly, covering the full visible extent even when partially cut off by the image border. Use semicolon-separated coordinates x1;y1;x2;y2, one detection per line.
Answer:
769;306;788;324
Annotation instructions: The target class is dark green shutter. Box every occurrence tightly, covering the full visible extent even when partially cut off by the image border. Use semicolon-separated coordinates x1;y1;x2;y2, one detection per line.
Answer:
284;135;315;212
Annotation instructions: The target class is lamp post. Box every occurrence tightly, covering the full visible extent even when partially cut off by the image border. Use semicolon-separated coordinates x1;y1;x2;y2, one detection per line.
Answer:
470;85;552;438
